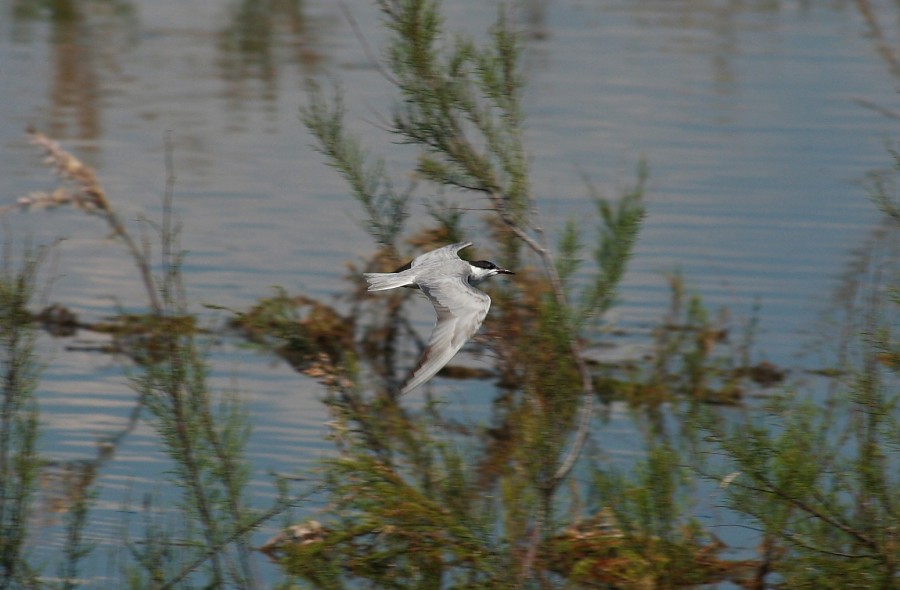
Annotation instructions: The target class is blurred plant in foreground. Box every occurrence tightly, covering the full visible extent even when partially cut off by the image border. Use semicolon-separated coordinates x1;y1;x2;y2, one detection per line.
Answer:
692;156;899;589
4;131;303;589
0;244;44;589
284;0;751;587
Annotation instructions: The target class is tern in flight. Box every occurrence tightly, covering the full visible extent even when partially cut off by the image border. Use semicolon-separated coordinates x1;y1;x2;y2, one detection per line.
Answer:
363;242;513;394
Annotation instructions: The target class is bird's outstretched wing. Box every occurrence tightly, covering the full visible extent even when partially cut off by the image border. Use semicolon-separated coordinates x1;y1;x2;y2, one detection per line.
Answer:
410;242;472;268
400;275;490;395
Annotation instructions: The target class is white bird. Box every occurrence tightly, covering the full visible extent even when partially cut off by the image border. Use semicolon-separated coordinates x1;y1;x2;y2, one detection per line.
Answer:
364;242;514;395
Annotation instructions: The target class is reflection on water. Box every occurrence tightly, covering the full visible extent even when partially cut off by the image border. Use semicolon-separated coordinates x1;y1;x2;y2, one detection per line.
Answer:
7;0;324;143
10;0;136;143
0;0;898;586
625;0;763;98
218;0;323;108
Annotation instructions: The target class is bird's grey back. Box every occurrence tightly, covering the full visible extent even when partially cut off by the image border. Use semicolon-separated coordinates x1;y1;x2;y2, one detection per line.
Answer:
413;256;472;282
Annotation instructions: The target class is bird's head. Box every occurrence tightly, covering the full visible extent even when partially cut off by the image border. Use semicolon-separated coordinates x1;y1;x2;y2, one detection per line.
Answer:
468;260;514;284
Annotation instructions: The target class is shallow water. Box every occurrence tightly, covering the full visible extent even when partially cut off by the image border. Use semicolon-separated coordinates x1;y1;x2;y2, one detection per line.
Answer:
0;0;897;585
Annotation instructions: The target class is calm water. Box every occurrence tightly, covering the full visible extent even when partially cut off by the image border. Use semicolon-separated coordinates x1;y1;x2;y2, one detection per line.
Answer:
0;0;896;584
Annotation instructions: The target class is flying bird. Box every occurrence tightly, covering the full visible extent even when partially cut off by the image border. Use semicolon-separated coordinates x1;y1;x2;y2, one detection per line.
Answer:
363;242;513;395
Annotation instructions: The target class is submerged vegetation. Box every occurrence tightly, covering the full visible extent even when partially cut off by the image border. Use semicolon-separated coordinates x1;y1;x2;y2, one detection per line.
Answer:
0;0;897;588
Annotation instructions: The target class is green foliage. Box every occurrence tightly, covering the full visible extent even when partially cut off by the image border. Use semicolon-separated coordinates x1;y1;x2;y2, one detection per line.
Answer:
10;128;309;589
382;0;530;223
594;271;775;411
56;484;97;590
299;1;661;588
695;198;900;588
0;244;45;589
130;220;261;589
302;86;410;248
698;389;899;586
284;406;504;589
591;444;733;589
610;444;682;545
555;217;583;297
580;162;648;320
869;140;900;224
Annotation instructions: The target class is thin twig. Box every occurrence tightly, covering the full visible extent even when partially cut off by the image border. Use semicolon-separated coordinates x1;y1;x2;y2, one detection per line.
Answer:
728;476;877;551
487;190;596;487
337;0;399;86
855;0;900;80
781;530;879;560
854;97;900;121
160;497;300;590
161;130;176;310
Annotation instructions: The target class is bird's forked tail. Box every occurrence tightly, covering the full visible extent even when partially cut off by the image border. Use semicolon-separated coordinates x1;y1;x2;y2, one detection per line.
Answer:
363;271;415;292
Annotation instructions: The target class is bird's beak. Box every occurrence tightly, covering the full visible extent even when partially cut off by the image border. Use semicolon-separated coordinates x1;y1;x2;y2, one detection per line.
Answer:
498;268;514;275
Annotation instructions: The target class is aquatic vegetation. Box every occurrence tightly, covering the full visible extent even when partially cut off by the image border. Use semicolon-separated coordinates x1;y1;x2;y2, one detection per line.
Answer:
3;131;297;588
228;288;355;372
692;195;900;589
593;272;782;409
